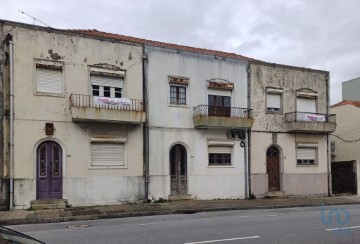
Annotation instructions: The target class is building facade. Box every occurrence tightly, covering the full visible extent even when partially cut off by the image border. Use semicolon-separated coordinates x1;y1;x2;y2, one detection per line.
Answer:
0;21;145;209
342;77;360;101
330;101;360;195
249;63;336;197
144;46;253;200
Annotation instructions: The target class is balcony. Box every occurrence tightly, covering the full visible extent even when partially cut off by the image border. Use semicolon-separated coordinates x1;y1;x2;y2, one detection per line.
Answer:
193;105;253;129
285;112;336;133
69;94;145;125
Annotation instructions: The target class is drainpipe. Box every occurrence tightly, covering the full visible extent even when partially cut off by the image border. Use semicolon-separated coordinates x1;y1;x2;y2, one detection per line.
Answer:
142;45;149;202
7;34;14;210
326;73;332;196
246;63;252;197
243;138;249;199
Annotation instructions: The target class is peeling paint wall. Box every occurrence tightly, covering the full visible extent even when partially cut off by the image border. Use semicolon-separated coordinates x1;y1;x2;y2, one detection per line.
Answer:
1;22;144;208
146;46;248;200
250;63;329;197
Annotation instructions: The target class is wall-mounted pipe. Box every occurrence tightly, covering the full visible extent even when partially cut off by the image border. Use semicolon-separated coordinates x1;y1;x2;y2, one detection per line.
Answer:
8;34;14;210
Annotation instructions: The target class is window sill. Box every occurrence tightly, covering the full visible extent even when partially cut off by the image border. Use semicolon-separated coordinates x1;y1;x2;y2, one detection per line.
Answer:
89;165;127;169
266;111;283;115
207;165;234;168
296;164;318;167
34;92;66;98
168;104;190;108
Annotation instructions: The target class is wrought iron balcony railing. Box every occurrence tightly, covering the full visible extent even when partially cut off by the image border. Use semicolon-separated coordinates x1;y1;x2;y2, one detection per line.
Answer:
70;94;144;112
285;112;336;123
193;105;253;118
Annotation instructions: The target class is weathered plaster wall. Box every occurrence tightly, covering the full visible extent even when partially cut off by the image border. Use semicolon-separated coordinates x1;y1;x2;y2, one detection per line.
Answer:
331;105;360;162
2;23;144;208
146;46;248;200
250;63;328;132
250;63;329;197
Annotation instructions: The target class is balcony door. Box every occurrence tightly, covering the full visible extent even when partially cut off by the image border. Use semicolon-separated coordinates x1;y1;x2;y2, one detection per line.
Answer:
208;95;231;117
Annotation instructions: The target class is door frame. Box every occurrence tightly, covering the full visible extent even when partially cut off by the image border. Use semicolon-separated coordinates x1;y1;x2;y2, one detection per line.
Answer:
169;143;188;195
266;145;282;192
34;139;65;199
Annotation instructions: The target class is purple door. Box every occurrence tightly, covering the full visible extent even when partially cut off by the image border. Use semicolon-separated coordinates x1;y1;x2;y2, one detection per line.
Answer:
36;141;63;199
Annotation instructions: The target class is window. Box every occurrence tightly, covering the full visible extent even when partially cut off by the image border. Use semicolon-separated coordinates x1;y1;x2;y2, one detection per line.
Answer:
208;146;232;166
91;142;126;167
208;95;231;117
91;75;123;98
170;85;187;105
297;144;317;166
266;89;282;113
36;66;63;94
297;97;316;113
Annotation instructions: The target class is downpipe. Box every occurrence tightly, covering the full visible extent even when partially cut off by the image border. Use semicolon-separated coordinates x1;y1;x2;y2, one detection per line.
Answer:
9;36;14;210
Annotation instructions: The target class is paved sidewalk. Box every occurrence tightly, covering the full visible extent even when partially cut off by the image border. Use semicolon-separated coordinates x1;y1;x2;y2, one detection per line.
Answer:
1;195;360;226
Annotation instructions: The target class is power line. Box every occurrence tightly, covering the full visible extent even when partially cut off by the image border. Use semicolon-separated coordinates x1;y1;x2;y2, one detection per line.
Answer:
330;133;360;143
18;9;51;28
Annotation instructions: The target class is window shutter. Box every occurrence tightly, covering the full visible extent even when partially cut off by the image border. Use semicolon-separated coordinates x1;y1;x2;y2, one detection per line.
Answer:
36;68;63;94
208;146;233;154
297;147;316;160
208;89;231;97
91;143;125;166
297;97;316;113
267;93;281;109
91;75;123;88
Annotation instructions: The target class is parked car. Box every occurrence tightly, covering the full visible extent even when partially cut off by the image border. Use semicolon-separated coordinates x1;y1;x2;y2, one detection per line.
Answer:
0;226;45;244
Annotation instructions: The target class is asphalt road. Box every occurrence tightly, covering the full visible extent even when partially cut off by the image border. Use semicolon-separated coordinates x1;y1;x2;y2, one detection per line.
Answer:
7;204;360;244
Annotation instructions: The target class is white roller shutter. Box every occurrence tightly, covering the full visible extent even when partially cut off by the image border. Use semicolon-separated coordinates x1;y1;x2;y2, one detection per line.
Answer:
91;75;123;88
208;89;231;97
91;143;125;166
297;147;316;160
267;93;281;110
297;97;316;113
208;146;233;154
36;68;63;94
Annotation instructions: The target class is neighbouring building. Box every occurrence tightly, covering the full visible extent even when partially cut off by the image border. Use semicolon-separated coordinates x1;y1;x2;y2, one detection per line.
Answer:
249;63;336;197
0;20;145;209
342;77;360;101
330;100;360;195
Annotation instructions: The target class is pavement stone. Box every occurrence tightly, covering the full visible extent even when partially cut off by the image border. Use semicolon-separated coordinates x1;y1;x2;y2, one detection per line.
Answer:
0;196;360;226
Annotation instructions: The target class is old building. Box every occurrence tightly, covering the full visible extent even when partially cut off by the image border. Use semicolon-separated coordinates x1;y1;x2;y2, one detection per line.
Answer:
249;63;336;197
342;77;360;101
330;100;360;195
75;30;256;200
0;20;145;209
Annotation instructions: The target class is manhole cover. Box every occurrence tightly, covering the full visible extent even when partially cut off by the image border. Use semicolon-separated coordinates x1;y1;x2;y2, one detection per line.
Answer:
67;224;91;229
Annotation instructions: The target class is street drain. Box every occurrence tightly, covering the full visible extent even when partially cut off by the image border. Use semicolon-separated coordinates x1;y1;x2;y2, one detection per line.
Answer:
67;224;91;229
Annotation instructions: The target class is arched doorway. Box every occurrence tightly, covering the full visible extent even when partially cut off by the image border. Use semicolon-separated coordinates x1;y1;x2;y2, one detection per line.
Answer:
36;141;63;199
266;146;280;192
170;144;187;195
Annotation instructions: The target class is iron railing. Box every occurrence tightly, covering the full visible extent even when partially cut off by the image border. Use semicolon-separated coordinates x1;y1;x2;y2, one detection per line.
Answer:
193;105;253;118
70;94;144;111
285;112;336;123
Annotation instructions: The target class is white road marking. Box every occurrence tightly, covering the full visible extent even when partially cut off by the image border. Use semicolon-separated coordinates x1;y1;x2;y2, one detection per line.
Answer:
238;216;250;218
184;236;260;244
264;214;277;217
325;225;360;231
139;221;177;226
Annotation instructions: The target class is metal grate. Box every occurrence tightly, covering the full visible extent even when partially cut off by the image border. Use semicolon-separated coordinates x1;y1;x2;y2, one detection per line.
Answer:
193;105;253;118
285;112;336;123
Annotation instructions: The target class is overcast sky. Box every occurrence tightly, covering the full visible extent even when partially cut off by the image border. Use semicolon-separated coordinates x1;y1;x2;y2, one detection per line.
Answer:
1;0;359;104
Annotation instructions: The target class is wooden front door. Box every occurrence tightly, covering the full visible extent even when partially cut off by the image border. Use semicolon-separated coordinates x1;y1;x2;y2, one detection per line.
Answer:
36;141;63;199
267;146;280;191
170;144;187;194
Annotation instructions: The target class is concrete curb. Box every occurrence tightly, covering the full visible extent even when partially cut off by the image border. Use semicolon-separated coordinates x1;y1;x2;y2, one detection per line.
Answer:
1;200;359;226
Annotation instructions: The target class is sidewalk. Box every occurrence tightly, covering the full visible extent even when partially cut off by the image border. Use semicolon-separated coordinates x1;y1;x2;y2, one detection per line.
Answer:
1;195;360;226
